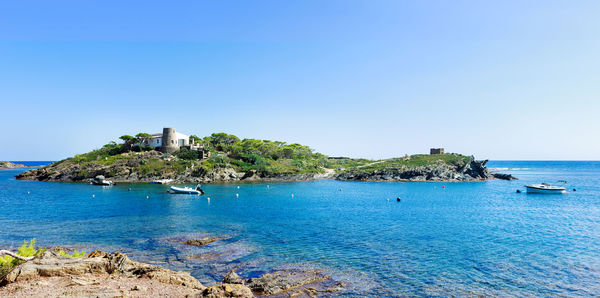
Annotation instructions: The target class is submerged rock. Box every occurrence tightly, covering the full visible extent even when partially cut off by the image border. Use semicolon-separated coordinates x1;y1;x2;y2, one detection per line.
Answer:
184;237;221;247
246;269;331;295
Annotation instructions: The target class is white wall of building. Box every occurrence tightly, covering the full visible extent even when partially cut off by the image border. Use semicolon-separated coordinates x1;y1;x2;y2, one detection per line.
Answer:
138;130;191;149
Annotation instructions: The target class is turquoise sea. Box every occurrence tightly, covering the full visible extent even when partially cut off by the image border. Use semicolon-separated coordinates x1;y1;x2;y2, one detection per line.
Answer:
1;161;599;296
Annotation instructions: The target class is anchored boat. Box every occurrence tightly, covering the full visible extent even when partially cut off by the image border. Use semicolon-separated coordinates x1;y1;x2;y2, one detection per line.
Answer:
90;175;113;186
150;179;174;184
525;183;566;194
169;185;204;195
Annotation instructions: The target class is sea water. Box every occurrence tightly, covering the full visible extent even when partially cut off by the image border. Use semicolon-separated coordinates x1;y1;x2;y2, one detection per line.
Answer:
1;161;599;296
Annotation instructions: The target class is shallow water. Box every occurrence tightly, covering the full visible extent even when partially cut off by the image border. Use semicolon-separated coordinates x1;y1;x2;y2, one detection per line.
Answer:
1;161;599;296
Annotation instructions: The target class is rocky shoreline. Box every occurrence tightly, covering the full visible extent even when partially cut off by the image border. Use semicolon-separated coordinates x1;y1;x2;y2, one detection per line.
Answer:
0;245;346;297
335;157;494;182
14;152;508;183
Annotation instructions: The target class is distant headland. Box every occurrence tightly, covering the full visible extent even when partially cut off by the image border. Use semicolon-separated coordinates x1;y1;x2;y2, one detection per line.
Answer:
0;161;29;170
16;127;504;183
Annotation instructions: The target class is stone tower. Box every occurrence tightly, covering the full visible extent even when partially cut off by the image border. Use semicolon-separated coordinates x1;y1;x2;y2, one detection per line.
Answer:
160;128;179;153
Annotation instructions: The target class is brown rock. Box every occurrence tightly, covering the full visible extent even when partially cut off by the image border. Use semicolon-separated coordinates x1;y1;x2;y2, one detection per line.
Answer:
201;283;253;298
246;269;331;295
222;270;244;284
3;250;204;290
184;237;220;247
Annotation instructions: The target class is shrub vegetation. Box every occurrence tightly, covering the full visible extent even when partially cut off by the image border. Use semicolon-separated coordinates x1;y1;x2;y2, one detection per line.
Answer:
41;130;470;178
0;239;44;278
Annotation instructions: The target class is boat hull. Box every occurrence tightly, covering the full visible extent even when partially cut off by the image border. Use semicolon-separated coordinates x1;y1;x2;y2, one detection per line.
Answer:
91;180;113;186
169;186;202;195
525;186;566;194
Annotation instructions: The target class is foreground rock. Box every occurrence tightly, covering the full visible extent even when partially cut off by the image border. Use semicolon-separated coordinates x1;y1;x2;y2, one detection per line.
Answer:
0;162;27;169
246;269;331;296
223;270;244;285
0;249;253;297
202;283;253;297
335;156;492;182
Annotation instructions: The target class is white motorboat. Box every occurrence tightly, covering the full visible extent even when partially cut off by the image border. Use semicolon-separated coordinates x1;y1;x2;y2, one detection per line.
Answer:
169;185;204;195
525;183;566;194
90;175;113;186
150;179;174;184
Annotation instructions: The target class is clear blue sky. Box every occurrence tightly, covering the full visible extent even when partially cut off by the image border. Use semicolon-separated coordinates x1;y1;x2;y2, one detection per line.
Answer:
1;0;599;160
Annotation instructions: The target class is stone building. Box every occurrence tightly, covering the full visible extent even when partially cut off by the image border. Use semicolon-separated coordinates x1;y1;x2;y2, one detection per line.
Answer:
139;127;209;158
430;148;445;155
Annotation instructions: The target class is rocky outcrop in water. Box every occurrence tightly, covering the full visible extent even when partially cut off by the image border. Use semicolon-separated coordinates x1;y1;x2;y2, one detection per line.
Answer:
246;269;335;296
492;173;518;180
0;162;27;169
184;237;222;247
335;157;492;182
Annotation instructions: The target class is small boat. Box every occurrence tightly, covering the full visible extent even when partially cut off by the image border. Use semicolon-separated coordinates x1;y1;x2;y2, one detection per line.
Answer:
169;185;204;195
525;183;566;194
150;179;174;184
90;175;113;186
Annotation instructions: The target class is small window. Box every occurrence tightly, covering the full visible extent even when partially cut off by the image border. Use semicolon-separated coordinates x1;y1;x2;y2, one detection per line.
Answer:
156;139;159;144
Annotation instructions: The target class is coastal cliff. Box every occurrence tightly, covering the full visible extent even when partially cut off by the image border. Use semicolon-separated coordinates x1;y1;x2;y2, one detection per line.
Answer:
334;155;491;182
15;132;493;183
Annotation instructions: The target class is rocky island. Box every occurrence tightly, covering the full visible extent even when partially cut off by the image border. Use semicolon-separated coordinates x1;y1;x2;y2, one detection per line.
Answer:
16;130;498;183
0;162;28;170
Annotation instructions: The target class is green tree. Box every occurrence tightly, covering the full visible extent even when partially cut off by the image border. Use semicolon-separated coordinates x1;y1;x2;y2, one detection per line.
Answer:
189;134;202;144
209;133;240;151
119;135;135;142
135;133;152;145
174;148;199;160
119;135;136;152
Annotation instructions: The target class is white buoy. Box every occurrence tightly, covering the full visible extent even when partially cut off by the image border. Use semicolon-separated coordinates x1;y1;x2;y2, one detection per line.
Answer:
236;193;239;198
291;194;294;198
27;191;30;194
146;195;149;199
92;194;95;198
267;185;270;189
237;186;240;189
